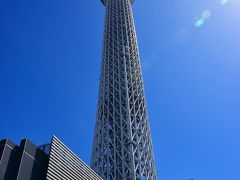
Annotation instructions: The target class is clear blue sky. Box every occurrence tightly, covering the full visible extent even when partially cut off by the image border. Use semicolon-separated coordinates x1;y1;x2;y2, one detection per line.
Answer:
0;0;239;179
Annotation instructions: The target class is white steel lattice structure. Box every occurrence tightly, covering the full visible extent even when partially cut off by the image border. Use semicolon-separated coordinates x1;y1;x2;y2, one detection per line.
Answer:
91;0;157;179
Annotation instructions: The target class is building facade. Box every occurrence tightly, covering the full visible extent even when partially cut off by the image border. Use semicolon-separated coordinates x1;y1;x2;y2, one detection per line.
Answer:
46;136;102;180
0;139;48;180
91;0;157;179
0;136;101;180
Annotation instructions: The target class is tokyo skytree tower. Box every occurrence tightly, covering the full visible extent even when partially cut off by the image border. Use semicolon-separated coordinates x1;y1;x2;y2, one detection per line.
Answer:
91;0;157;179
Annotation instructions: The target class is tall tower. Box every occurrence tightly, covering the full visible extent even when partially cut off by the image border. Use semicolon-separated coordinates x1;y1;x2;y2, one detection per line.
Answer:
91;0;157;179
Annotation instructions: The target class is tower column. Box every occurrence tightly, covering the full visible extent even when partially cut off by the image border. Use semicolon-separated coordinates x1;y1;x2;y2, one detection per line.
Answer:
91;0;157;179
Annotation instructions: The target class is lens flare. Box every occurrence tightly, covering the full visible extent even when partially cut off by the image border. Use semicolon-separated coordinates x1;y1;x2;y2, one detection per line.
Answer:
221;0;230;5
193;0;229;28
195;18;205;27
202;10;211;19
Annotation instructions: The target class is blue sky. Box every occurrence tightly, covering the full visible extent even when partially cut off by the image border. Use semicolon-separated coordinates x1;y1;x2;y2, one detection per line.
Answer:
0;0;240;179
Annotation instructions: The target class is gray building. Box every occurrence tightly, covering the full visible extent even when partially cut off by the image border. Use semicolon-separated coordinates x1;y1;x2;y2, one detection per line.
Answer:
0;138;48;180
0;136;101;180
46;136;102;180
91;0;157;179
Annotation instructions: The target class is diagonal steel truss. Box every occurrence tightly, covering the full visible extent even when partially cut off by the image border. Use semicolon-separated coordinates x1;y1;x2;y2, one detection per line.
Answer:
91;0;157;179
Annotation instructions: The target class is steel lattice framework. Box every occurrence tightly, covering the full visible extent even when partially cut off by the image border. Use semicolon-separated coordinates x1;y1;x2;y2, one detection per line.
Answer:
91;0;157;179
